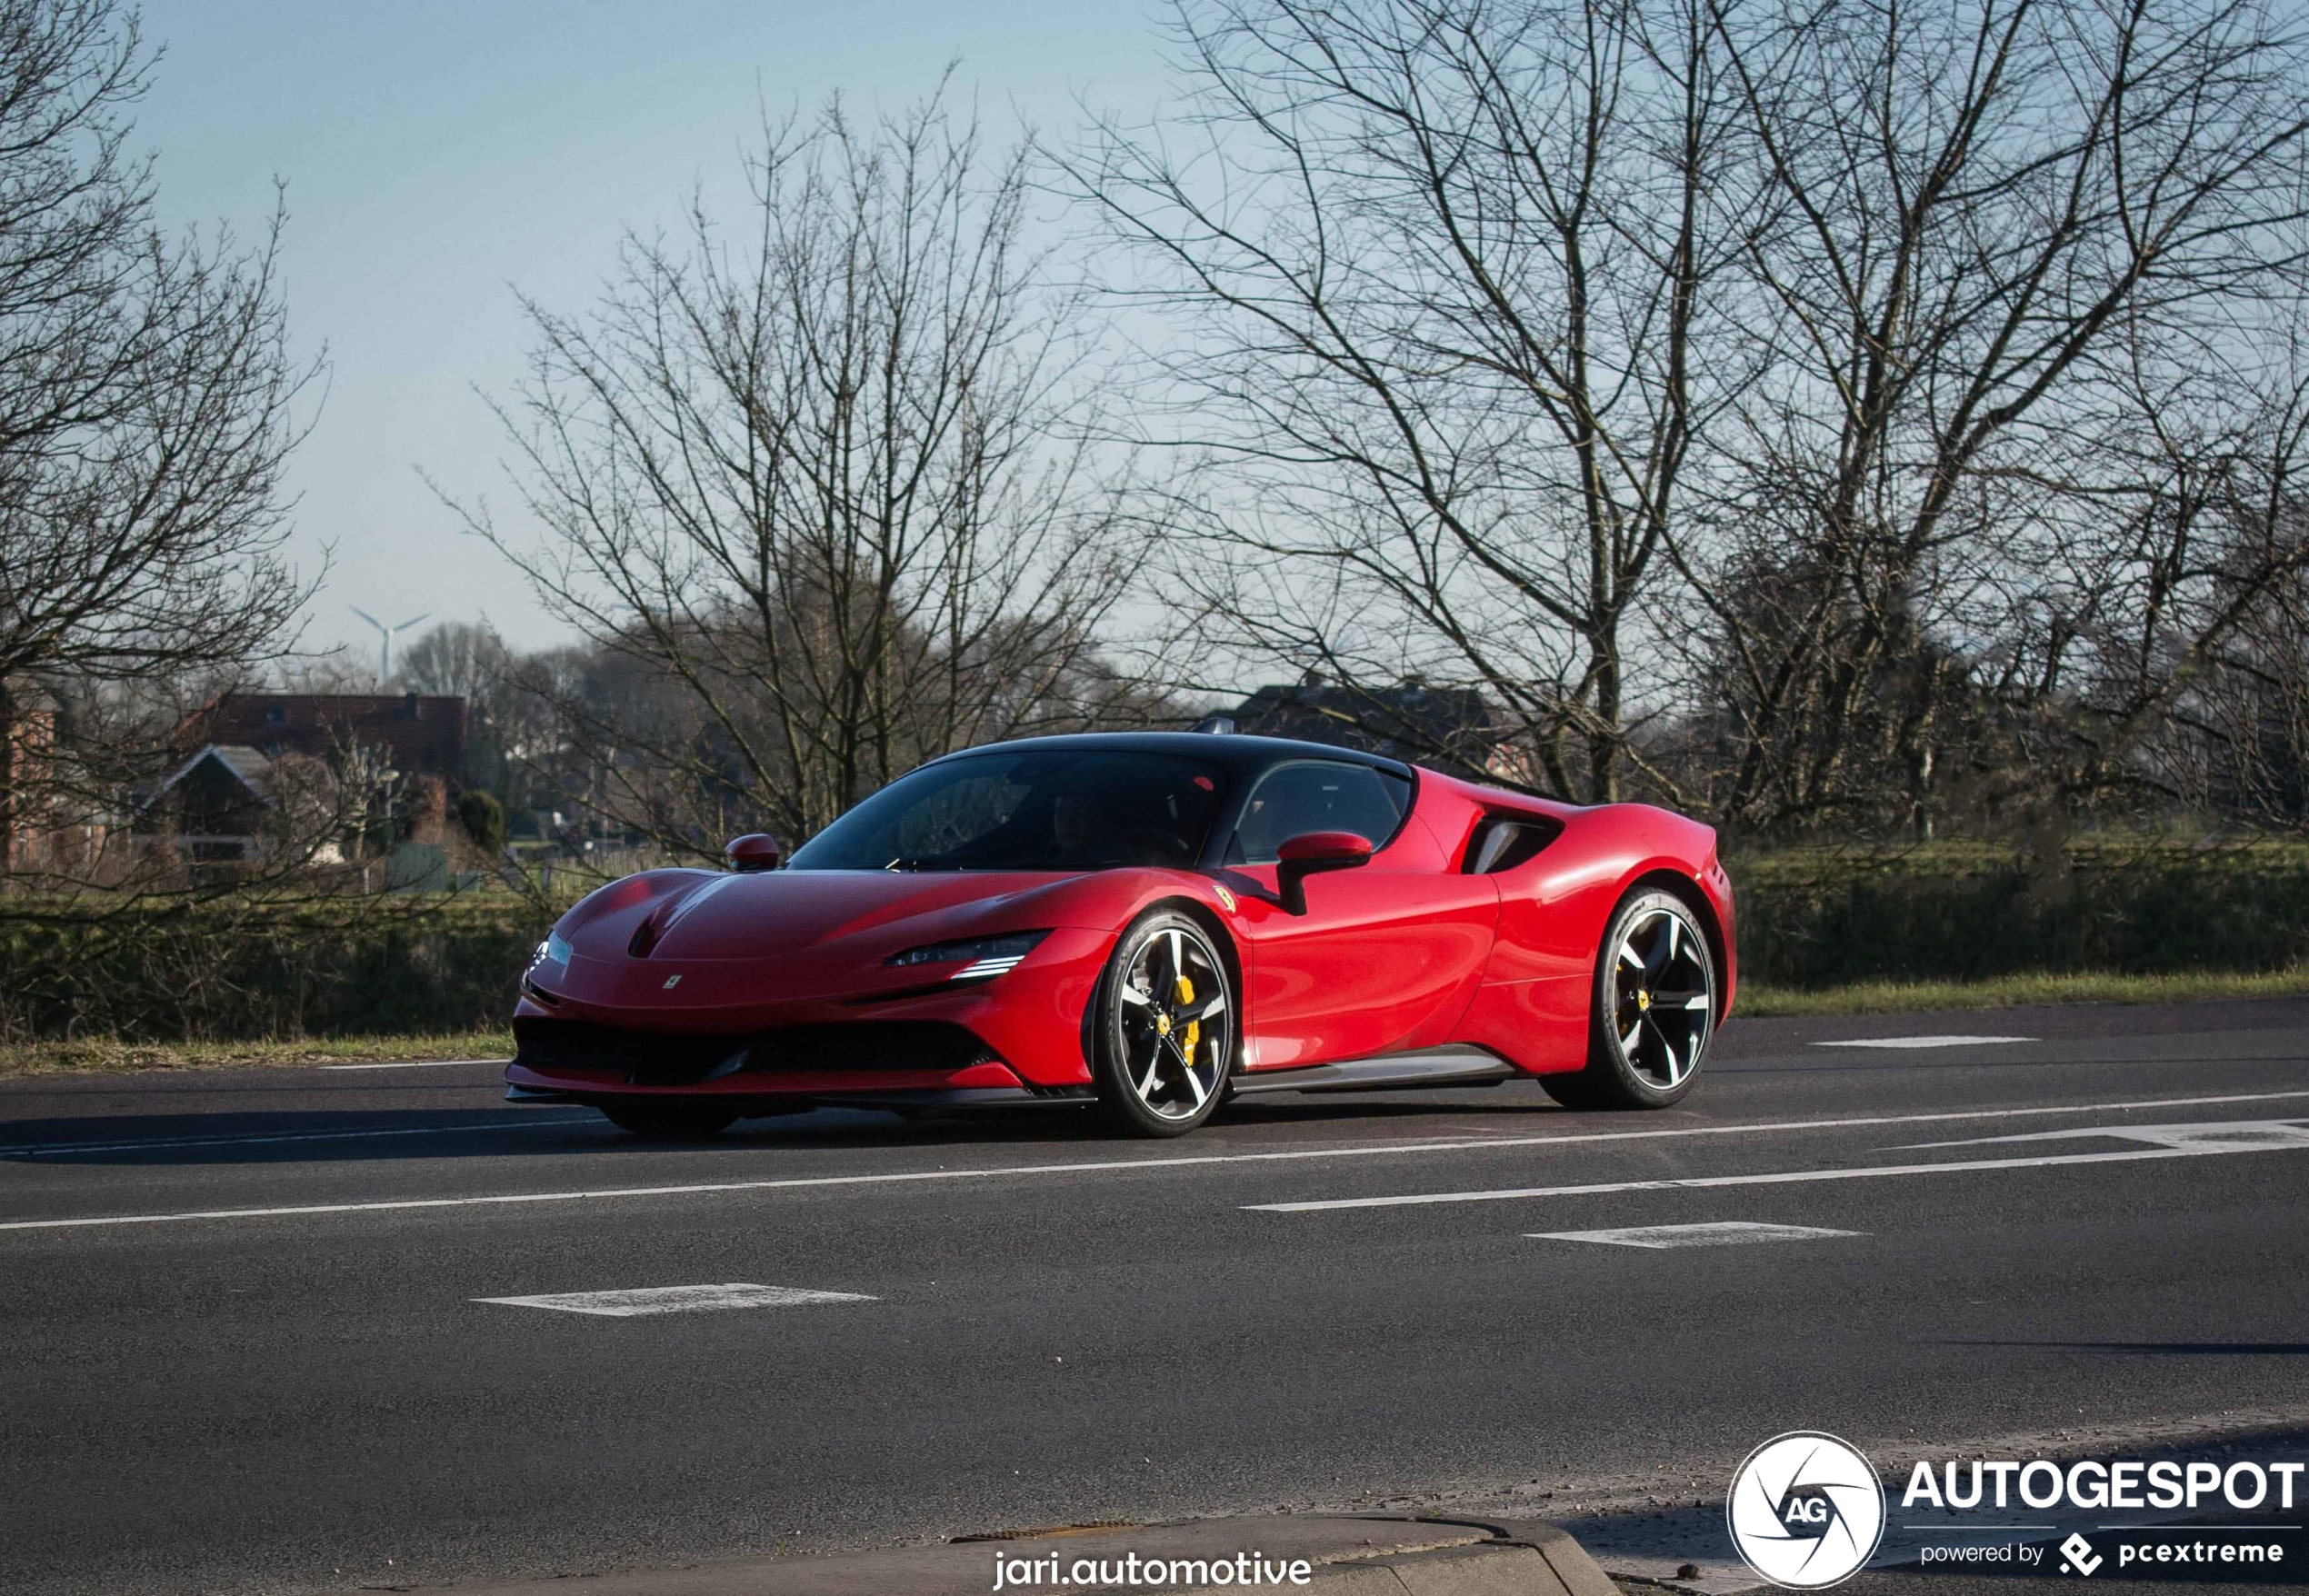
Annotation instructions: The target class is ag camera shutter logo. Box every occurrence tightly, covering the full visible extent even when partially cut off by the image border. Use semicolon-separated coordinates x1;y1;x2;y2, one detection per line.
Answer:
1726;1431;1887;1588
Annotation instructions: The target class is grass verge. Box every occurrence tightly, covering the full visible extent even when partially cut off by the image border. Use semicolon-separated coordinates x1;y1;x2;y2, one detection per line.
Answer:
1741;966;2309;1017
0;1031;514;1079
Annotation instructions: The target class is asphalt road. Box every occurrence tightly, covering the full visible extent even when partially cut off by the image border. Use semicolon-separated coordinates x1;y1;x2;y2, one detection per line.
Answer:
5;997;2308;1595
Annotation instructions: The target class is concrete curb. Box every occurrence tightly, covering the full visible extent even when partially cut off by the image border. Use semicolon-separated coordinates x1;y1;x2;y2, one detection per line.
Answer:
444;1513;1621;1596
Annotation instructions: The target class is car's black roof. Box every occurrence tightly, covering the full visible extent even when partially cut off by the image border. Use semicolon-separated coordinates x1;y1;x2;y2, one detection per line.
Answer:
921;731;1418;781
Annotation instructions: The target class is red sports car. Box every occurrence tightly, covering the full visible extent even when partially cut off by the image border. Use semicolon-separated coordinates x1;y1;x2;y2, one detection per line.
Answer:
505;732;1735;1138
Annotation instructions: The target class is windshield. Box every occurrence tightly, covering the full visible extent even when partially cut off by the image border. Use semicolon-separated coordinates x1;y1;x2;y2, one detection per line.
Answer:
787;750;1229;872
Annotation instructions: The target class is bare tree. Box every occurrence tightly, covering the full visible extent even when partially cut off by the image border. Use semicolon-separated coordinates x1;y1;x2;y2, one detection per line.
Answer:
2031;329;2309;823
1683;0;2309;837
2172;545;2309;825
455;85;1138;852
1081;0;2309;837
1069;0;1758;800
394;621;512;703
0;0;317;892
394;620;520;795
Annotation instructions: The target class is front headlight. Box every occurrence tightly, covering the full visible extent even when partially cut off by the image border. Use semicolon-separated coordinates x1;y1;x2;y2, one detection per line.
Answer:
535;931;573;968
885;930;1051;982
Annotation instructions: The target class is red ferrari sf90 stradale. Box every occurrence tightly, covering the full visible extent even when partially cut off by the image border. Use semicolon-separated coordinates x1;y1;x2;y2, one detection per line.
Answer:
505;731;1735;1138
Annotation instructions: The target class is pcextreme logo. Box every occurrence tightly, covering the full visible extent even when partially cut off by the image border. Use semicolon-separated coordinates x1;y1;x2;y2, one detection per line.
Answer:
1726;1431;1888;1589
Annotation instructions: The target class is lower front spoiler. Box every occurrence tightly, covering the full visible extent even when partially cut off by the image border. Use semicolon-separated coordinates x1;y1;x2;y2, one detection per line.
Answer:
506;1083;1097;1113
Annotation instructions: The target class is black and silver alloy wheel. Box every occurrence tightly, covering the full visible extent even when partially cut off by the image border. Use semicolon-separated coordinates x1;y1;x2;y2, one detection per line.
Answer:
1544;886;1717;1111
1094;912;1234;1136
1607;903;1714;1091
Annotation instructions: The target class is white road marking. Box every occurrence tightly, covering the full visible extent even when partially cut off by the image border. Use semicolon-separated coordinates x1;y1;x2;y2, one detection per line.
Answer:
1891;1120;2309;1152
475;1282;874;1316
0;1116;596;1160
1530;1222;1863;1248
6;1088;2309;1233
1246;1121;2309;1211
315;1058;506;1072
1813;1034;2037;1049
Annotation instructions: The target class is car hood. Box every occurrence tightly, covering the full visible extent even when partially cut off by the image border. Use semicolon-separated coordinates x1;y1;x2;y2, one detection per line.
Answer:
562;867;1102;964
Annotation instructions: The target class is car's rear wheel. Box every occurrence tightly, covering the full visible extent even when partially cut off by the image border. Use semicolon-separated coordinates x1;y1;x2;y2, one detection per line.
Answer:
1093;911;1234;1137
1542;887;1716;1111
598;1102;742;1138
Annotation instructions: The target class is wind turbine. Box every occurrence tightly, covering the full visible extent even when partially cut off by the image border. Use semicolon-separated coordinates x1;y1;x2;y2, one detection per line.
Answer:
350;606;431;686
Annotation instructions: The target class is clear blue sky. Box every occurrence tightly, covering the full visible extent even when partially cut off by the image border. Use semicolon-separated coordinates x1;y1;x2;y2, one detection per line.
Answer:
136;1;1172;670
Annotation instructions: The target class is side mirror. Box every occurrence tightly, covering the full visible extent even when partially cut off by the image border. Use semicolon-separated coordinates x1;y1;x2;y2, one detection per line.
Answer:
725;833;784;873
1274;830;1374;914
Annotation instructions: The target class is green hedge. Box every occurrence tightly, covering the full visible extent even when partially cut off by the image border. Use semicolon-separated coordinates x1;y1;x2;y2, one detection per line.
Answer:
0;895;551;1043
5;841;2306;1041
1733;842;2309;988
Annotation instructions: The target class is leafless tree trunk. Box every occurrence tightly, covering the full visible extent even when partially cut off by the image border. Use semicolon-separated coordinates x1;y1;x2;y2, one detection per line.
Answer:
455;85;1140;853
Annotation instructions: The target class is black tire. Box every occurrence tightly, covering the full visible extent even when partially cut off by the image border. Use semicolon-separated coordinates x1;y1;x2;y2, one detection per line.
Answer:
1537;1071;1611;1110
598;1101;742;1138
1541;886;1717;1111
1091;910;1236;1138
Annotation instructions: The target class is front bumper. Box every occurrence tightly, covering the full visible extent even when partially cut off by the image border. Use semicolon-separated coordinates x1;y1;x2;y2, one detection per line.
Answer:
505;1014;1074;1102
505;925;1115;1102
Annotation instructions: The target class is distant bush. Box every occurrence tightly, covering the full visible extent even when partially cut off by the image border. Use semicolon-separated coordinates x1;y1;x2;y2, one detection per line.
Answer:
457;790;507;855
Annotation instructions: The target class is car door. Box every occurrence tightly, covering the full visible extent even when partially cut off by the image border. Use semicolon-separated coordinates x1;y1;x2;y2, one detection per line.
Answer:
1218;760;1499;1069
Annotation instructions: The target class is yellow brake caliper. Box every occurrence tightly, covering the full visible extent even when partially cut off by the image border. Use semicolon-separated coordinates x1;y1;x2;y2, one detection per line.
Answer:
1174;973;1200;1064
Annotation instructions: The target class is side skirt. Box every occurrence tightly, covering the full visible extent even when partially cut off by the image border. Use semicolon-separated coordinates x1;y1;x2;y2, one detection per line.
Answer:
1229;1047;1520;1097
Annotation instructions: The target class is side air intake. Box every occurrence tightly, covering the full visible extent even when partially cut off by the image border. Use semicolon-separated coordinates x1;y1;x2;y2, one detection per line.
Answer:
1464;815;1563;874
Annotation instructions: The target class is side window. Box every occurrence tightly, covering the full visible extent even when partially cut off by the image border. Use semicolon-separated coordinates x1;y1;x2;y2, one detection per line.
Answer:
1231;761;1410;863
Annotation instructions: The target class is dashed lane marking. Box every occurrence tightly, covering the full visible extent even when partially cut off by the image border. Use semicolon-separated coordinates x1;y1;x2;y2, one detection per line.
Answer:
474;1282;875;1316
1893;1120;2309;1152
1813;1034;2036;1049
1529;1221;1863;1248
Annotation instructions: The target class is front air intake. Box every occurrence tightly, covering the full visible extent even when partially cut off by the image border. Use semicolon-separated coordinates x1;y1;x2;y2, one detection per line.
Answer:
512;1018;1001;1086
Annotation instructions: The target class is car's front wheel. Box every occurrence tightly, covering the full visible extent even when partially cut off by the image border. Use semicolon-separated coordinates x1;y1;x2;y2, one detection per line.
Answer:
1542;887;1716;1111
1092;911;1235;1137
598;1102;742;1138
